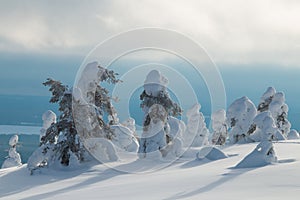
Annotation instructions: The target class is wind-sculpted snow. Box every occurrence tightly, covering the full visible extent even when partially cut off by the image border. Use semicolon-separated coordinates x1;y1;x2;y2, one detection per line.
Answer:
235;141;277;168
197;146;228;161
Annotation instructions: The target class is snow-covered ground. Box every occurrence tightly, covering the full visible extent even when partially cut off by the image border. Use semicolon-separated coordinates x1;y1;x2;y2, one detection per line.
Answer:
1;140;299;200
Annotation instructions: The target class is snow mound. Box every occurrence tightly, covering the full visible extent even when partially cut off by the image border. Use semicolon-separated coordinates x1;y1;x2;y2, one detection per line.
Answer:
84;138;118;163
287;129;300;140
235;141;277;168
197;146;228;161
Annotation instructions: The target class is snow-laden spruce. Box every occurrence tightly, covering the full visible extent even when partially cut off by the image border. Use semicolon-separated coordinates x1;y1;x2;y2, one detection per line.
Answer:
28;62;125;173
184;103;209;147
258;87;291;138
211;109;227;145
1;135;22;169
227;96;257;144
73;62;139;159
138;70;183;159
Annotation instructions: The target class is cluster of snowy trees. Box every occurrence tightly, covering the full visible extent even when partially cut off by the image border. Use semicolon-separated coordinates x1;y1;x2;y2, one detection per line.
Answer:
226;87;298;144
19;63;298;172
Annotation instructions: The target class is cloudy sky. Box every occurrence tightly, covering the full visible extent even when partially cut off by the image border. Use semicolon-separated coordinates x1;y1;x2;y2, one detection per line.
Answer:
0;0;299;66
0;0;300;127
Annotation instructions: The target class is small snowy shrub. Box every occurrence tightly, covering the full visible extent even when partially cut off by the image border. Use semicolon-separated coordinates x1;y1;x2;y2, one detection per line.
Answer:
197;146;228;161
211;109;227;145
184;103;209;147
1;135;22;169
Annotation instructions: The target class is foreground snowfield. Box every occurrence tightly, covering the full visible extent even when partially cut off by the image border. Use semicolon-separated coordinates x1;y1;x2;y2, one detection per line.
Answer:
1;141;300;200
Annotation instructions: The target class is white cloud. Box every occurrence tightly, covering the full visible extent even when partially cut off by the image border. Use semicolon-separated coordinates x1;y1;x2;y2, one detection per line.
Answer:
0;0;299;66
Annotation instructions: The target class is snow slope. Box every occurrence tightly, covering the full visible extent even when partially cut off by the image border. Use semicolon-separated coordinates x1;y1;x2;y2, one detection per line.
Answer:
1;140;300;200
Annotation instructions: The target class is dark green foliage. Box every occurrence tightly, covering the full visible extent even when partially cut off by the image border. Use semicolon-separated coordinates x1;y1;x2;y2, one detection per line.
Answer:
140;90;182;127
257;96;273;112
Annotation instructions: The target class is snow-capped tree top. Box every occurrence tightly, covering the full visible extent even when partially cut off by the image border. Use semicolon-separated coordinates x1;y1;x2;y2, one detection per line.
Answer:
260;87;276;102
9;135;18;147
144;70;169;96
212;109;226;123
269;92;288;116
227;96;257;128
186;103;201;118
253;111;275;130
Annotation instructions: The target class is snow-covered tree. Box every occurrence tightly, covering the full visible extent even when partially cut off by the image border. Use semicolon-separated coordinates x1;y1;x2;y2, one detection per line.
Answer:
138;70;182;158
211;109;227;145
227;96;257;144
1;135;22;169
258;87;291;138
184;103;209;147
249;111;284;142
28;63;120;172
139;104;168;159
269;92;291;137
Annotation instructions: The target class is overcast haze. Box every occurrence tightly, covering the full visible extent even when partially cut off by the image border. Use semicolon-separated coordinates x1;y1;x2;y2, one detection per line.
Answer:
0;0;300;66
